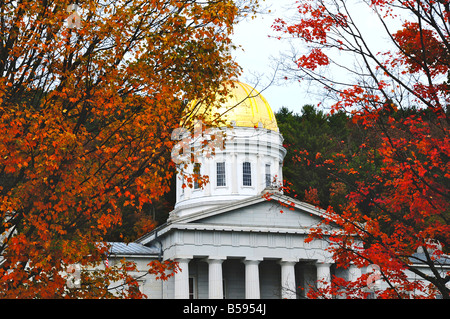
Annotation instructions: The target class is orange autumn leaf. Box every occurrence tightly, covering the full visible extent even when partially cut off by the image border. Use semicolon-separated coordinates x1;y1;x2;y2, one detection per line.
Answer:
0;0;258;299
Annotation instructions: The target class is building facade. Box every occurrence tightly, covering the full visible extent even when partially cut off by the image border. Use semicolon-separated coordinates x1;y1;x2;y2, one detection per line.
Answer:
106;81;449;299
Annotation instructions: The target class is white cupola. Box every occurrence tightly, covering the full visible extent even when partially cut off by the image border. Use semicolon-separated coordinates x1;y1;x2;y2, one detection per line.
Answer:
169;81;286;219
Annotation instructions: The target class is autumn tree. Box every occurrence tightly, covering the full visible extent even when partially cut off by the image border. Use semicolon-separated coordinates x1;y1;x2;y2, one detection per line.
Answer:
274;0;449;298
0;0;257;298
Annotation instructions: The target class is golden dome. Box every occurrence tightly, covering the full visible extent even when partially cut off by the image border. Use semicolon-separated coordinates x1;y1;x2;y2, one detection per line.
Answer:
191;81;278;132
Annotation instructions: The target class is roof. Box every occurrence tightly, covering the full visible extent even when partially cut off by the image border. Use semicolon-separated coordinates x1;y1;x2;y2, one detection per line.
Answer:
107;242;160;257
175;191;325;224
190;81;279;131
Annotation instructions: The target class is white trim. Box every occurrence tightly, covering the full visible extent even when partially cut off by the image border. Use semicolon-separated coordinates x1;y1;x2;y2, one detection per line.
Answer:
108;254;159;259
171;222;312;234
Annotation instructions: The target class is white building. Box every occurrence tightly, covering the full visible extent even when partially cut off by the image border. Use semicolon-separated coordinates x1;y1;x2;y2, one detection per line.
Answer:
106;81;449;299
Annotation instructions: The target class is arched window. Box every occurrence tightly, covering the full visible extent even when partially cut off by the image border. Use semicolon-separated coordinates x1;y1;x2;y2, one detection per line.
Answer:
243;162;252;186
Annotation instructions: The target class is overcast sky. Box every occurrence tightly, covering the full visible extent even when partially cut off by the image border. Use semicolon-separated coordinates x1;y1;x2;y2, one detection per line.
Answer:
231;0;305;114
231;0;404;114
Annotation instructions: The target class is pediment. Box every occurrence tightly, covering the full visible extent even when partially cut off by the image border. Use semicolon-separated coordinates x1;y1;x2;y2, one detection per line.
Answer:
173;193;325;231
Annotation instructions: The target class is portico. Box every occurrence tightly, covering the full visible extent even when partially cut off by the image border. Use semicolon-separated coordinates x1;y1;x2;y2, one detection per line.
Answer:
137;191;337;299
172;255;332;299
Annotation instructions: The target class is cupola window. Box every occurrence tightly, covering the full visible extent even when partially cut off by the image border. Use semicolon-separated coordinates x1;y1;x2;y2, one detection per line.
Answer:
265;164;271;187
216;162;226;187
193;163;201;189
243;162;252;186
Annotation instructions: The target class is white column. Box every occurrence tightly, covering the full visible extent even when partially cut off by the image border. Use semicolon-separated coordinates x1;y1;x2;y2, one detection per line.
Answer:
256;154;261;192
205;159;211;196
231;153;238;194
278;161;283;188
185;173;191;200
348;264;362;282
208;257;225;299
316;262;331;298
174;258;191;299
244;259;261;299
279;260;297;299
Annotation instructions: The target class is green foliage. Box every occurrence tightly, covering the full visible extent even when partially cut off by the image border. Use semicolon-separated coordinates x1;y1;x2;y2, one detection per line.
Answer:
276;105;350;208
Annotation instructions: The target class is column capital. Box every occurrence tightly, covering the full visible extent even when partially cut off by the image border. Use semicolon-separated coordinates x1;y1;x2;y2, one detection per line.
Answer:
206;256;227;262
316;261;332;267
174;255;193;261
243;257;263;264
279;258;298;265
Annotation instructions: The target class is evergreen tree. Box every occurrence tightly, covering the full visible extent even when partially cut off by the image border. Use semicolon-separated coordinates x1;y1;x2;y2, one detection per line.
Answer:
276;105;350;208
